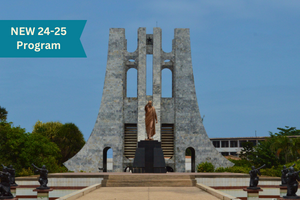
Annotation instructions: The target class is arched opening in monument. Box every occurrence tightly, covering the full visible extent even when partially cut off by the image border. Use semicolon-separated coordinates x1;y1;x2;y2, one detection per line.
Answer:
162;68;172;97
185;147;195;172
126;68;137;97
146;54;153;95
103;147;113;172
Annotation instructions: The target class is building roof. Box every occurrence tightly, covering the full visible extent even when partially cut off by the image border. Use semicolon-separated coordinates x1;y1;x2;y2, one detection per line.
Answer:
210;135;300;140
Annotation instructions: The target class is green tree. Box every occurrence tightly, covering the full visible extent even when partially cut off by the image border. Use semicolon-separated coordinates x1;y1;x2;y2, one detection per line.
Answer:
239;127;300;168
32;120;63;140
55;123;86;163
271;135;300;163
271;126;300;136
32;121;85;164
239;142;255;160
239;138;280;168
252;138;281;168
0;121;28;166
0;121;63;175
23;133;62;172
0;106;8;121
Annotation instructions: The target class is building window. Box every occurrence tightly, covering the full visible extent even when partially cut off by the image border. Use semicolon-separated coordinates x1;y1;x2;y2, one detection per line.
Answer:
212;141;220;148
230;152;237;156
249;140;257;146
221;152;229;156
239;140;247;147
221;141;229;148
230;141;238;147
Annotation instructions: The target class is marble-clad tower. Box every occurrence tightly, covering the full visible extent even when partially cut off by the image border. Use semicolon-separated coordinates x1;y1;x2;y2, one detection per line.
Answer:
64;28;233;172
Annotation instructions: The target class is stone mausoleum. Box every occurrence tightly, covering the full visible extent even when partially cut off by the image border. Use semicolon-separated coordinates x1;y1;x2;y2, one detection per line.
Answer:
64;28;233;172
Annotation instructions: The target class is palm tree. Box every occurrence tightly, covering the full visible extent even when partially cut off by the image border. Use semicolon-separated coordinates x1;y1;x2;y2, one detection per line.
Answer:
271;136;300;163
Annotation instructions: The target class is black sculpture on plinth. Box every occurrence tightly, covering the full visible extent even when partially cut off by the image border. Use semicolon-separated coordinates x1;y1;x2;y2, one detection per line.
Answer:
283;166;300;199
32;164;49;189
133;140;166;173
247;164;265;189
0;170;13;199
1;165;17;187
281;164;295;186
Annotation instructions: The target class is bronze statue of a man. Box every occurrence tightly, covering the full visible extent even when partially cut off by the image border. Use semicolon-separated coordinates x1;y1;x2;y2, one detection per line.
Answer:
144;101;157;140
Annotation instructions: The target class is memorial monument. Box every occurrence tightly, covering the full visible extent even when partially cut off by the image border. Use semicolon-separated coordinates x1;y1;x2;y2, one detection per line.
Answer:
64;28;233;172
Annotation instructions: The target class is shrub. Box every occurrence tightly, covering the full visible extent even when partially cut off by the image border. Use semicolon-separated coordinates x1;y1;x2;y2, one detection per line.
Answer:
226;166;251;174
197;162;214;172
18;168;34;177
228;159;252;167
260;166;281;177
215;167;228;172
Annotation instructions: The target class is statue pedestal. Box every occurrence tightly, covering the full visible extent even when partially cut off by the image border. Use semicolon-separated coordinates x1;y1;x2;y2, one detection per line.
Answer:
10;185;19;197
243;188;263;200
279;185;288;198
33;188;53;200
281;196;300;199
133;140;166;173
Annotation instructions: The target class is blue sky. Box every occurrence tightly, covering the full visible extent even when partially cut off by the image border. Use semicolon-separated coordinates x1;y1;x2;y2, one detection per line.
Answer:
1;0;300;143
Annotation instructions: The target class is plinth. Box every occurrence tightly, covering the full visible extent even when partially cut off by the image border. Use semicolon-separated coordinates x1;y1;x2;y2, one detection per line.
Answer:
33;188;53;200
243;188;263;200
133;140;166;173
279;185;288;198
10;185;19;197
281;196;300;199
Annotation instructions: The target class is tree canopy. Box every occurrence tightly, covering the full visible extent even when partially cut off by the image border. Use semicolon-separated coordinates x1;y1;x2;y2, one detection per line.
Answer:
240;126;300;168
0;106;8;121
32;121;85;164
0;121;63;175
0;108;85;176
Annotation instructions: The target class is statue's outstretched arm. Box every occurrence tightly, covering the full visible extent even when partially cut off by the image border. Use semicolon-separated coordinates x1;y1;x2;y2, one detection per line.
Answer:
31;163;41;171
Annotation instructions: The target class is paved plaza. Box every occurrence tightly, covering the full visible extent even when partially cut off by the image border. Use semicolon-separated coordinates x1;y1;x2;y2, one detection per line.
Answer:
76;187;220;200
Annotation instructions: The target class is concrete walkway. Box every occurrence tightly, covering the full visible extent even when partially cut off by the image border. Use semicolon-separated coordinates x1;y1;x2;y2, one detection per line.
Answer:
75;187;220;200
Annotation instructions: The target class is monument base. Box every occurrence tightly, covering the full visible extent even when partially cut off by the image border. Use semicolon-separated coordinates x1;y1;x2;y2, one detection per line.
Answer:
133;140;166;173
282;196;300;199
243;188;263;200
33;188;53;200
0;197;15;200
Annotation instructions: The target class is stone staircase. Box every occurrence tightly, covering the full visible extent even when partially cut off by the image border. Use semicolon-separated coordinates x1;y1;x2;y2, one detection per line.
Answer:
101;174;196;187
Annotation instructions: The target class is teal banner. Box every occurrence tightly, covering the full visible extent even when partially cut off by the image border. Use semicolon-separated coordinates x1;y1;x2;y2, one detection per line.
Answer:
0;20;86;57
